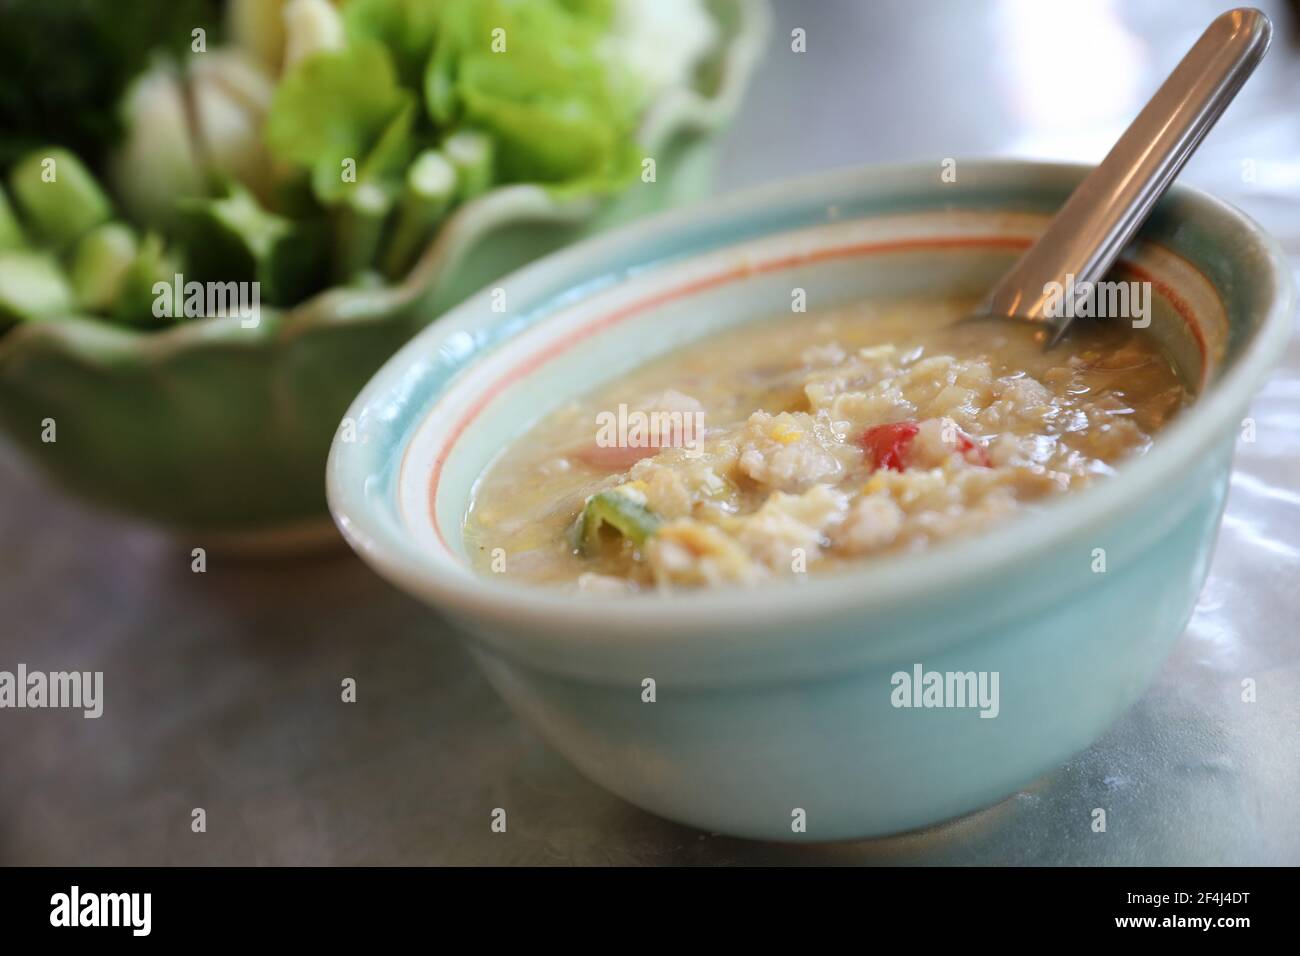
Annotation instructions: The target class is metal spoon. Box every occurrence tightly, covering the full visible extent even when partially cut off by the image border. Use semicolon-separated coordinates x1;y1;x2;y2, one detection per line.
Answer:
968;7;1272;345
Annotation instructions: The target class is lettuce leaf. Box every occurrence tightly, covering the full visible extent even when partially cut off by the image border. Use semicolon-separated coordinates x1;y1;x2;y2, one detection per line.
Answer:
424;0;642;193
265;40;415;205
342;0;448;90
290;0;645;202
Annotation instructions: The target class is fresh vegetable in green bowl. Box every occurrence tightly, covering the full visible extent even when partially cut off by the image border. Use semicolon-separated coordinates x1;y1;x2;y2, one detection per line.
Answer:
0;0;768;549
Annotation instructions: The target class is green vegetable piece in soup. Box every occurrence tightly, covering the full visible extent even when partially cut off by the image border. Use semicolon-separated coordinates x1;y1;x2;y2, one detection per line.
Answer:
578;490;662;554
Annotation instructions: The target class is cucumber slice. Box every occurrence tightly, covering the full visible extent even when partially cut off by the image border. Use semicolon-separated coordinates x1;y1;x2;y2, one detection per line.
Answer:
8;147;112;249
70;223;138;313
0;250;76;324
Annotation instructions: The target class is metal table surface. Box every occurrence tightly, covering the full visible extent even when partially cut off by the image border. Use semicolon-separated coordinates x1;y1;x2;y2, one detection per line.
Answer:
2;0;1298;865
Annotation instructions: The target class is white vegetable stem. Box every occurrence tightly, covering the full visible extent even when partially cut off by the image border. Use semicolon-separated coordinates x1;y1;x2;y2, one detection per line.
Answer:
226;0;290;76
190;53;277;204
443;130;494;201
381;150;457;279
282;0;346;72
607;0;717;106
111;68;206;230
334;181;391;284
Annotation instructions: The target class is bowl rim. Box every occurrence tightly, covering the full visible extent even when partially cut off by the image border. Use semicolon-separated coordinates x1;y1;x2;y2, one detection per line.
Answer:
327;159;1296;648
0;0;770;369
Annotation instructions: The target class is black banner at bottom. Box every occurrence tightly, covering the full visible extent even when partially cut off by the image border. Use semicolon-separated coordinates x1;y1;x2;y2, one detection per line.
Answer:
0;865;1286;941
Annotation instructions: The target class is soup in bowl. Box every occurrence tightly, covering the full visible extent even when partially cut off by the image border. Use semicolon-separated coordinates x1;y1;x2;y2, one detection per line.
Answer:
327;162;1291;841
466;298;1190;591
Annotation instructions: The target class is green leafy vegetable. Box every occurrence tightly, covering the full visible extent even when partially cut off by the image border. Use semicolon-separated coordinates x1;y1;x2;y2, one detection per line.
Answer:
0;0;683;333
342;0;447;89
424;0;642;192
265;40;415;205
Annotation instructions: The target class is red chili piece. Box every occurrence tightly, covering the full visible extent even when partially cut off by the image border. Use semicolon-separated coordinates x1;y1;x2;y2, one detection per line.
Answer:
859;421;920;471
860;419;990;470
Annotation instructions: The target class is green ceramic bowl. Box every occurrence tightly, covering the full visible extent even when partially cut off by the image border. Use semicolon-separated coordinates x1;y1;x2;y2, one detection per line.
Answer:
0;0;767;550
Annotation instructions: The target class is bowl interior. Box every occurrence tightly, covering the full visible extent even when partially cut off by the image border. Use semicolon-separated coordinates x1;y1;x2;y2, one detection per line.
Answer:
328;161;1292;621
400;209;1231;571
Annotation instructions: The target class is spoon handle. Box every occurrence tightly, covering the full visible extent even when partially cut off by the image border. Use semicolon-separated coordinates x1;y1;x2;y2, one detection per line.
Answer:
977;7;1272;339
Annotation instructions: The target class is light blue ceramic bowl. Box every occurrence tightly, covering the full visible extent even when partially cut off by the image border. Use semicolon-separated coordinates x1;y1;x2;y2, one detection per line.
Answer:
327;161;1293;841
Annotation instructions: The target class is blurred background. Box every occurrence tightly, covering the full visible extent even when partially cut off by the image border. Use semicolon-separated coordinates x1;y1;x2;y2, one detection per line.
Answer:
1;0;1297;864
